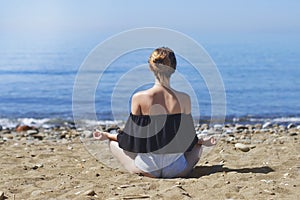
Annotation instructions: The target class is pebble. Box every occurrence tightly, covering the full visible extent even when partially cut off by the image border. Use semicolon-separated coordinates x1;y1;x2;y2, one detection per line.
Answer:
33;133;45;140
289;132;298;136
262;122;272;129
16;125;33;132
236;125;248;130
214;124;223;130
27;129;38;135
84;189;96;196
287;123;295;129
234;143;250;152
32;163;43;170
0;191;4;200
254;123;262;129
3;134;13;140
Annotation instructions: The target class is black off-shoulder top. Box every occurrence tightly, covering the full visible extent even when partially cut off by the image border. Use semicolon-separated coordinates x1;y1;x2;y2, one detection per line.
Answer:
117;113;198;154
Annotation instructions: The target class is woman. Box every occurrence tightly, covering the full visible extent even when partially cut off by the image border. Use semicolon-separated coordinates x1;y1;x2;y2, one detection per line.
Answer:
94;47;215;178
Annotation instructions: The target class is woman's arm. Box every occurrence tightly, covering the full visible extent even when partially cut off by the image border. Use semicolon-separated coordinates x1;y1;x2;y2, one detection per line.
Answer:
131;93;142;115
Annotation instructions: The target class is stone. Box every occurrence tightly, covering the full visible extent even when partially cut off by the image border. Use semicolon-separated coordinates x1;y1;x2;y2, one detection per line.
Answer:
0;191;4;200
287;123;296;129
289;132;298;136
236;125;248;130
16;125;34;132
84;189;96;196
33;133;45;140
254;123;262;130
3;134;13;140
0;125;2;131
32;163;43;170
213;124;223;130
235;143;250;152
262;122;272;129
27;129;38;135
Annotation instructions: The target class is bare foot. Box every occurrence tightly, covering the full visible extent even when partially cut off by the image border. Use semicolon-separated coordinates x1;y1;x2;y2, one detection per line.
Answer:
198;136;216;147
93;131;109;141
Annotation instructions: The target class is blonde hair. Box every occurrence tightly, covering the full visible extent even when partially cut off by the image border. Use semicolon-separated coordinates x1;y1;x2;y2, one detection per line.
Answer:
148;47;177;86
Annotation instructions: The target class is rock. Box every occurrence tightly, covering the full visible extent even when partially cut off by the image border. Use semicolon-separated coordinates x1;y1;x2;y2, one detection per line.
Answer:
279;125;286;130
0;191;4;200
33;133;45;140
235;143;250;152
236;125;248;130
289;132;298;136
3;134;13;140
27;129;38;135
32;163;43;170
262;122;272;129
200;124;209;130
0;125;2;131
84;189;96;196
287;123;296;129
16;125;34;132
213;124;223;130
254;123;262;130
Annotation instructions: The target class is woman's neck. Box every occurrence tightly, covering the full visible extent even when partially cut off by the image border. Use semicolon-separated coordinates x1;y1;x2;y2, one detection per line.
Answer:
154;78;170;88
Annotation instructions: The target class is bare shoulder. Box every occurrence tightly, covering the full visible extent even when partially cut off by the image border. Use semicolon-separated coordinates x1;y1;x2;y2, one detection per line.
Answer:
132;89;153;101
172;90;191;114
131;89;153;115
173;90;191;102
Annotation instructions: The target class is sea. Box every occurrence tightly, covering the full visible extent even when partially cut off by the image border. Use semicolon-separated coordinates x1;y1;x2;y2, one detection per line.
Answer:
0;32;300;128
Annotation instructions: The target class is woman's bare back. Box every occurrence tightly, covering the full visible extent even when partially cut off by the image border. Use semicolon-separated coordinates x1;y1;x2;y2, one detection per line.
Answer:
131;85;191;115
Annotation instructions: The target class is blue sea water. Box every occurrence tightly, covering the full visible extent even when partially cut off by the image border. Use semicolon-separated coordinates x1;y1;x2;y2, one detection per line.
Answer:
0;33;300;126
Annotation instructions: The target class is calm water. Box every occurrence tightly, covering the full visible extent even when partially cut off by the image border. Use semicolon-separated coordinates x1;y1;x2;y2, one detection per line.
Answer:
0;33;300;126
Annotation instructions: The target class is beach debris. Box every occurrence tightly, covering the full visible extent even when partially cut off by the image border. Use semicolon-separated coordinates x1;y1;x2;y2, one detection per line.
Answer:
234;143;250;152
84;189;96;196
117;184;135;189
121;194;150;199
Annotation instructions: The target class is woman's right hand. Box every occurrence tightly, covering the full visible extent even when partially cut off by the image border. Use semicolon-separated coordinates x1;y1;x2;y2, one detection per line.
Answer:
93;130;109;141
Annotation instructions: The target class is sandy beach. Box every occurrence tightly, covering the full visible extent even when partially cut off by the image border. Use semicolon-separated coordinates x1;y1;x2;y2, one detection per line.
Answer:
0;123;299;200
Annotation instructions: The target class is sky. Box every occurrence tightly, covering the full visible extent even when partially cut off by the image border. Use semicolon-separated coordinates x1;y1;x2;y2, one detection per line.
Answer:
0;0;299;38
